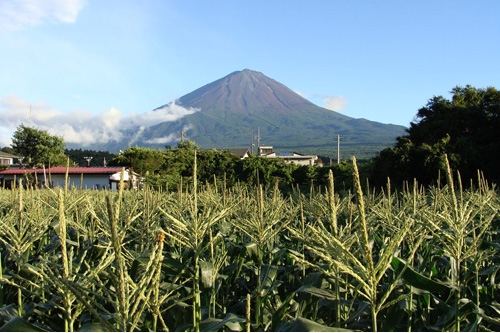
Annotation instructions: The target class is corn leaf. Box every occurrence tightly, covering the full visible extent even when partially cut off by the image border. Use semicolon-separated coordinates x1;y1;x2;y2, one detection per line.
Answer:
259;264;278;297
296;285;337;300
391;257;449;293
199;312;245;332
78;323;110;332
0;317;45;332
245;242;263;265
276;317;346;332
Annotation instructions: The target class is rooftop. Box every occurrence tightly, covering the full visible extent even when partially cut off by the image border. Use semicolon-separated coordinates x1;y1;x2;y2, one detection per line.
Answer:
0;166;125;175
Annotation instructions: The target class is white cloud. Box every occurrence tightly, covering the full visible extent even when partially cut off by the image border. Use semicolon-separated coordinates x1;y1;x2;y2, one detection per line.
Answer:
0;0;87;31
0;95;200;148
144;124;194;145
127;101;200;128
294;90;308;99
324;95;348;111
144;133;178;145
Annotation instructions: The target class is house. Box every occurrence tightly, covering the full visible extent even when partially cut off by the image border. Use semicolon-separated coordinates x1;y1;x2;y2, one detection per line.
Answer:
0;151;20;166
226;148;251;159
258;146;322;166
258;146;274;156
0;166;139;190
266;152;322;166
211;148;251;159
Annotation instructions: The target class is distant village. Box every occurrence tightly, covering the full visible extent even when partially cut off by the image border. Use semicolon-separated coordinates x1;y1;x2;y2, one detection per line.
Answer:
0;145;322;190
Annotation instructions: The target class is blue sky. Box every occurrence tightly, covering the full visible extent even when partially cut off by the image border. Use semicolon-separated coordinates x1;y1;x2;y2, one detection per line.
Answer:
1;0;499;147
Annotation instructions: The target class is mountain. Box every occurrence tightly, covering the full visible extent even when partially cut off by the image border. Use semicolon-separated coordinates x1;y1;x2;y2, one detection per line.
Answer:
123;69;406;158
163;69;317;115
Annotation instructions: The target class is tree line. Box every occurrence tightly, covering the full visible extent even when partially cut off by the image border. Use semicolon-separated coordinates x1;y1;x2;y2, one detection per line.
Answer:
369;85;500;187
2;85;500;189
108;140;355;192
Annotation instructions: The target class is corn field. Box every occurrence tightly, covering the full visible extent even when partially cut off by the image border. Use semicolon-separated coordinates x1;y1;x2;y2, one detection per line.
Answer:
0;157;499;332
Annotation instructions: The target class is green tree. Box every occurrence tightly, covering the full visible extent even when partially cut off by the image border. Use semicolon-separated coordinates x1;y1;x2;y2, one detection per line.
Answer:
240;156;296;187
110;146;165;176
0;146;18;155
164;140;198;177
65;149;117;167
11;124;66;167
196;149;240;185
140;140;199;190
369;85;500;187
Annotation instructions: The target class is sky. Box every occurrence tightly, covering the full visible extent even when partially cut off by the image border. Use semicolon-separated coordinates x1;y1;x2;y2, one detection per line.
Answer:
1;0;499;148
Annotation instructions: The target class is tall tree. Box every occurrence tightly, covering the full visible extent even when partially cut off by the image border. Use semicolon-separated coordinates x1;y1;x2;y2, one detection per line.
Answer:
11;124;67;167
369;85;500;186
110;146;165;176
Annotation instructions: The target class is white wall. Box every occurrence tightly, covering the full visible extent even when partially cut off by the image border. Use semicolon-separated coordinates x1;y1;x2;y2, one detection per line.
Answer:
50;174;111;189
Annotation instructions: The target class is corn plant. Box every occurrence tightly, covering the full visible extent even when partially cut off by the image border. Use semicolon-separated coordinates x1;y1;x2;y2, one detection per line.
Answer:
290;157;427;331
230;183;298;330
0;183;53;318
423;157;499;331
159;151;238;331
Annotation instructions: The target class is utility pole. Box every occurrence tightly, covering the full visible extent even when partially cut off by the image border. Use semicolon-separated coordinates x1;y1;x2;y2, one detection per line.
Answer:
337;135;341;164
250;129;255;155
257;127;261;155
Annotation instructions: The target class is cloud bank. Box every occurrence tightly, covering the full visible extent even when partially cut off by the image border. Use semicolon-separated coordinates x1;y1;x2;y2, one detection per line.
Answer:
324;95;348;111
143;124;194;145
0;95;200;148
0;0;87;31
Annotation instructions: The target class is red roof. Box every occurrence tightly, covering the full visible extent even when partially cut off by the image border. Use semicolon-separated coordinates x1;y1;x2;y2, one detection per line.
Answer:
0;166;125;175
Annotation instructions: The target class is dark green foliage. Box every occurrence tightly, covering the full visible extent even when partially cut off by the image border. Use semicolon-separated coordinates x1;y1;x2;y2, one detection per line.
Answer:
64;149;117;167
108;145;164;176
0;147;17;155
11;124;66;167
107;140;354;192
369;85;500;187
240;156;293;187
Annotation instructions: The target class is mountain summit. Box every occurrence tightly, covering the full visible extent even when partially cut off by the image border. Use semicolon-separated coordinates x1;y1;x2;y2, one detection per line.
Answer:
125;69;406;158
157;69;315;115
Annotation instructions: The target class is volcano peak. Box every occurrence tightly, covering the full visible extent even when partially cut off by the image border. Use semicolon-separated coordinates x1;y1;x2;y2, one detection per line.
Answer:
159;69;314;115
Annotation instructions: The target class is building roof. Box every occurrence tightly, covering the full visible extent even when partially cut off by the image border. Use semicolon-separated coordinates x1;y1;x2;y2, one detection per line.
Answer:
227;148;250;158
277;155;317;160
267;155;316;160
0;166;125;175
0;151;20;159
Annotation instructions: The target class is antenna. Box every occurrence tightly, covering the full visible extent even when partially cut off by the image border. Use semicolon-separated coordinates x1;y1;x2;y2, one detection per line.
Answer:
84;156;93;167
29;105;32;127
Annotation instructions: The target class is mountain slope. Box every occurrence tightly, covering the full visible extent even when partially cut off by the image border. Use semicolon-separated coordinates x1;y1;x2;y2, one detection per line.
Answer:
159;69;320;115
136;69;406;158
